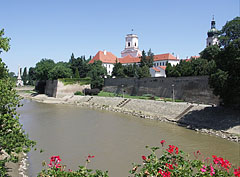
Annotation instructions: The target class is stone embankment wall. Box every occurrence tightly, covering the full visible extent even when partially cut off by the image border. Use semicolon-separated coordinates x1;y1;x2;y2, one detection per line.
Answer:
103;76;219;105
36;80;90;98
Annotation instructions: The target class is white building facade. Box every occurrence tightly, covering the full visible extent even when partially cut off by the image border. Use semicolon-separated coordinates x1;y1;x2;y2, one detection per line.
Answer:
121;34;142;58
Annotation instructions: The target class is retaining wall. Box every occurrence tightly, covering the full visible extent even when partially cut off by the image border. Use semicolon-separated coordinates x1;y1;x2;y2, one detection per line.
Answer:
103;76;219;105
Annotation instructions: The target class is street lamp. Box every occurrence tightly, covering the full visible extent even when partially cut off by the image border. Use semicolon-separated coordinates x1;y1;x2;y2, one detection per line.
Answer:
121;84;124;98
172;84;175;102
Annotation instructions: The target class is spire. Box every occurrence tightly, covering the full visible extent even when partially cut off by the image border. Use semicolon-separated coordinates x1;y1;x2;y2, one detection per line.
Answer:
211;15;216;29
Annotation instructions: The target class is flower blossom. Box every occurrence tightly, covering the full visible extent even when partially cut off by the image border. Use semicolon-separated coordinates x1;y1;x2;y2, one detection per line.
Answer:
160;140;166;146
142;155;147;161
234;167;240;177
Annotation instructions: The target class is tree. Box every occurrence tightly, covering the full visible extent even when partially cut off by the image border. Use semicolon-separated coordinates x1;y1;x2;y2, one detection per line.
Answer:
74;67;80;78
87;60;106;89
35;59;55;80
0;29;35;176
219;17;240;47
138;65;151;78
28;67;36;85
209;38;240;107
48;62;72;80
200;45;220;61
22;67;28;85
140;50;147;67
112;61;126;78
69;54;89;78
147;49;154;67
0;29;10;53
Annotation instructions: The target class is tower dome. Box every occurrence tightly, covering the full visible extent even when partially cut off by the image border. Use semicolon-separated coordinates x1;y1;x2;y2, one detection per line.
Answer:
206;16;219;47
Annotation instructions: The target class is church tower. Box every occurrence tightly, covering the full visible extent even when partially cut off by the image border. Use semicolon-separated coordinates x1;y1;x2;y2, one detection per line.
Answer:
121;32;142;58
206;16;219;47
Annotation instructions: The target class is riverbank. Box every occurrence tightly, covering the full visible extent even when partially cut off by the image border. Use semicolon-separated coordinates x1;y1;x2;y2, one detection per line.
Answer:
18;90;240;143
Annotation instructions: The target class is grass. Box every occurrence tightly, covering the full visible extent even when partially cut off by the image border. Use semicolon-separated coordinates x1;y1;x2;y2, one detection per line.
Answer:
59;77;91;85
97;91;184;102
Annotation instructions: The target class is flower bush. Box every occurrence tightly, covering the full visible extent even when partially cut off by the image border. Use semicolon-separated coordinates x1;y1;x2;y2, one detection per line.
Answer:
38;154;108;177
129;140;240;177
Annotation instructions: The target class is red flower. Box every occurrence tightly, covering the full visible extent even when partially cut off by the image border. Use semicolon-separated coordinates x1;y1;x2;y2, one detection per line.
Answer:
166;145;179;155
88;154;95;159
166;163;174;169
160;140;166;146
234;167;240;177
142;155;147;161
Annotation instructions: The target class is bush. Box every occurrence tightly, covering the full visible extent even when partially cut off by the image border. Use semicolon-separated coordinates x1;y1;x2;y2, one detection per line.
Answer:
59;77;91;85
74;91;83;96
84;88;100;96
130;140;240;177
38;155;108;177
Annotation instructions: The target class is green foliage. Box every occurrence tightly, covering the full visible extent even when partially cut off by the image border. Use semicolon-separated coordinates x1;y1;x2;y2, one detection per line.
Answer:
130;141;238;177
35;59;55;80
87;61;106;89
28;67;36;85
219;17;240;47
38;155;109;177
74;91;83;95
140;49;154;68
200;45;220;61
166;58;215;77
112;61;126;78
22;67;28;85
0;29;10;53
138;65;151;78
209;39;240;107
69;53;90;78
0;59;35;175
74;67;80;78
59;77;91;85
48;62;72;80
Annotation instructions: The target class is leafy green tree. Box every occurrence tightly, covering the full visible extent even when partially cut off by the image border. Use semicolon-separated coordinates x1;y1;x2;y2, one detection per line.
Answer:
140;50;147;67
48;62;72;80
112;61;126;78
35;59;55;80
22;67;28;85
138;65;151;78
147;49;154;67
69;54;89;78
200;45;220;61
74;67;80;78
219;17;240;47
87;60;107;89
28;67;36;85
0;29;35;176
0;29;10;53
209;38;240;107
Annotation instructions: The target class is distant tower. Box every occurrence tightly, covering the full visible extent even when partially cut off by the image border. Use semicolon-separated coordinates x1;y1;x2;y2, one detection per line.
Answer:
206;16;219;47
16;66;24;87
121;31;142;57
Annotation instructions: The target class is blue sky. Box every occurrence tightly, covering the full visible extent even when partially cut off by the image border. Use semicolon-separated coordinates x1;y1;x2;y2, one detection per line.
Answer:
0;0;239;74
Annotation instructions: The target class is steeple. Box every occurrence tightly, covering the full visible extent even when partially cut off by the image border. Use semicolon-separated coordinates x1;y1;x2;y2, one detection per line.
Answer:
206;16;219;47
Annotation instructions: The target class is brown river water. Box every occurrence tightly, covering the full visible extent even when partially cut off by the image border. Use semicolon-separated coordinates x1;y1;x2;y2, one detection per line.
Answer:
18;99;240;177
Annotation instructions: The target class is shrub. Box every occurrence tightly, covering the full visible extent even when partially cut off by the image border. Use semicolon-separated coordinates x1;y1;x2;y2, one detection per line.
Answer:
74;91;83;96
129;140;240;177
38;155;108;177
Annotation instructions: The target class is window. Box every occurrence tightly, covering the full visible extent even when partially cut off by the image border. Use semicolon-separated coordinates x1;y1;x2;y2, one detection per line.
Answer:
160;63;162;66
128;42;130;47
135;42;136;46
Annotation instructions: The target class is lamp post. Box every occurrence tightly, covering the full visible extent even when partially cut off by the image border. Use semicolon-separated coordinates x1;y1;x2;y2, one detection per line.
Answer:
172;84;175;102
122;84;124;98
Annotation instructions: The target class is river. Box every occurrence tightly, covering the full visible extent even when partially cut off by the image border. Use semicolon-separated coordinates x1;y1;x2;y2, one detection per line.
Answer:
18;99;240;176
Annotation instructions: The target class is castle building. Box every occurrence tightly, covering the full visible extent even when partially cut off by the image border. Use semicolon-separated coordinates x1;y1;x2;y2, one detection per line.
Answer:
89;33;179;77
206;16;219;47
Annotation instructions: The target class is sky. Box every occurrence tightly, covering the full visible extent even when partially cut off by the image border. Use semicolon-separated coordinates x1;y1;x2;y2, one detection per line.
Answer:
0;0;239;74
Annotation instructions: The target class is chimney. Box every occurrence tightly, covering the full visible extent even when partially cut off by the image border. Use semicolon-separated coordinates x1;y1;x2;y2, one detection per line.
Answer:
103;50;107;55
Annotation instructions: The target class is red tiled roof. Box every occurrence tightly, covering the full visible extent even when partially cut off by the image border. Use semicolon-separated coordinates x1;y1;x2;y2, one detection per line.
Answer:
152;66;166;72
118;55;141;64
89;51;118;64
154;53;178;61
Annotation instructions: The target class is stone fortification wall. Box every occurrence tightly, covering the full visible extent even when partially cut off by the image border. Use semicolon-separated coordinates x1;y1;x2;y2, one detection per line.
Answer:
36;80;90;98
103;76;219;105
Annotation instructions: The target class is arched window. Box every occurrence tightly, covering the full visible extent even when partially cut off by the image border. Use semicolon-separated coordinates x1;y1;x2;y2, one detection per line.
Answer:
135;42;136;46
128;42;130;47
